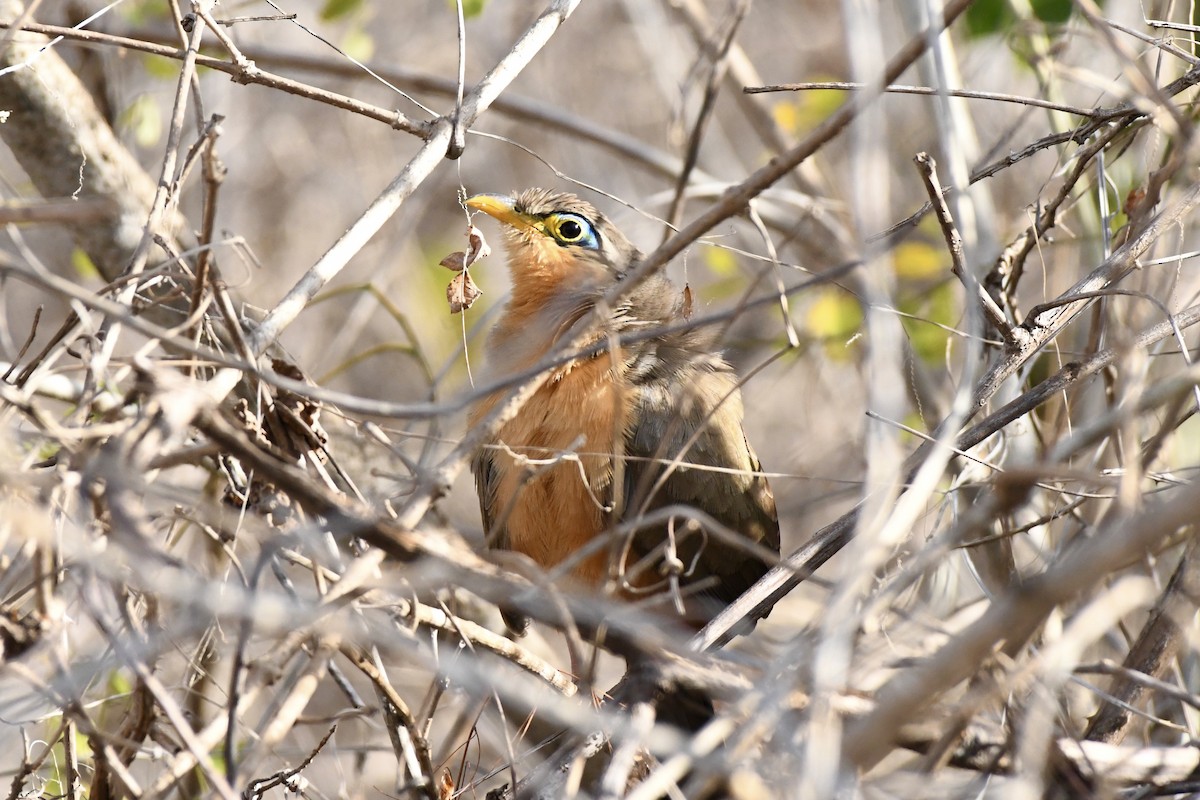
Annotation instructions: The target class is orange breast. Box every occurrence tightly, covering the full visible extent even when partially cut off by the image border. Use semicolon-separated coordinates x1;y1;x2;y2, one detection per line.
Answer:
472;353;629;585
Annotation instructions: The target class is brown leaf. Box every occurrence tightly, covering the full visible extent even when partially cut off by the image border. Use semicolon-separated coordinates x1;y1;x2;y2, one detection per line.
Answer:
270;357;325;443
438;769;455;800
1124;186;1148;217
447;269;482;313
440;251;466;271
441;221;491;312
465;224;491;266
681;283;694;320
270;358;306;384
440;225;491;273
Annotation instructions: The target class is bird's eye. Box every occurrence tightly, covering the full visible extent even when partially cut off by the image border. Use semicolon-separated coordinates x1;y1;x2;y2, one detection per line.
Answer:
546;213;599;249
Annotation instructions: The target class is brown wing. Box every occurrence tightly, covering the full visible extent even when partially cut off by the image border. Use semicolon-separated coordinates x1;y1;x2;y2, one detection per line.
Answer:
473;447;504;549
621;352;780;624
473;447;530;635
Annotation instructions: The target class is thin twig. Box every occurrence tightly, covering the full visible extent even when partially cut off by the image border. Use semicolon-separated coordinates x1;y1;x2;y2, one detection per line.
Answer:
243;724;337;798
1;303;41;383
0;196;115;224
88;614;239;800
448;0;468;159
236;0;583;360
0;19;431;136
341;643;437;798
745;80;1101;117
662;0;750;240
913;151;1016;341
185;116;225;370
1083;536;1200;744
698;301;1200;648
844;481;1200;770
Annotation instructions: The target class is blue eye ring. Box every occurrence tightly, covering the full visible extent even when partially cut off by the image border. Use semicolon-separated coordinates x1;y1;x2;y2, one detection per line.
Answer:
546;212;600;250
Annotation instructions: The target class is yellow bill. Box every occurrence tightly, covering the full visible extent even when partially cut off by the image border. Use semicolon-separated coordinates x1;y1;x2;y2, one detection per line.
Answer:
466;193;543;234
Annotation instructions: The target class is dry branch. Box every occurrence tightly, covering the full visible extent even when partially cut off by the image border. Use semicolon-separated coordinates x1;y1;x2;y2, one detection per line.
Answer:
3;1;1200;798
0;0;184;278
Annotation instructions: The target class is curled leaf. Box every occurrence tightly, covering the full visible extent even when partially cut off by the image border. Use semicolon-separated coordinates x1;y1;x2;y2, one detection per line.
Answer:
438;769;455;800
447;269;482;313
681;283;694;320
1124;186;1148;217
465;224;491;266
441;221;491;313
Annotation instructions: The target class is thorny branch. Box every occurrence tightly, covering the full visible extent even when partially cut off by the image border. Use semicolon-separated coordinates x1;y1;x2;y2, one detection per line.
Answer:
3;1;1200;798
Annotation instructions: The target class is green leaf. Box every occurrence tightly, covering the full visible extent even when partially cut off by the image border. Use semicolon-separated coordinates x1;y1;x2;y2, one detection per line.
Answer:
965;0;1012;37
1025;352;1054;396
901;411;929;444
321;0;363;21
1032;0;1074;23
773;79;846;135
806;287;863;341
121;0;170;26
966;0;1081;35
806;286;863;361
702;246;739;277
72;248;100;280
107;669;134;697
34;441;61;462
120;94;162;148
893;241;948;281
341;28;375;61
460;0;488;18
901;282;957;364
1193;1;1200;57
142;53;182;80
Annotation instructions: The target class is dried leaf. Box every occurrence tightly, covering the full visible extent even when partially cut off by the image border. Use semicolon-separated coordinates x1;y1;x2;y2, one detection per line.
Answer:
270;357;307;384
465;224;491;266
447;269;482;313
681;283;694;320
440;226;491;273
441;221;491;313
440;251;466;271
438;768;455;800
270;357;325;442
1124;186;1148;217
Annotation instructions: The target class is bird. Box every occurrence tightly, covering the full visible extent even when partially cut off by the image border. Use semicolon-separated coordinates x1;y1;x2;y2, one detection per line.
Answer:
465;188;780;634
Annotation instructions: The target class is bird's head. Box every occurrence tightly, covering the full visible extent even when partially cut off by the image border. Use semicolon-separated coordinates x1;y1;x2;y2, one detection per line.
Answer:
466;189;640;295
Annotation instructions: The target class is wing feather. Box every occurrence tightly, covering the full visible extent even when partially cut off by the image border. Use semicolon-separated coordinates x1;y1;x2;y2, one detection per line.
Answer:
473;446;530;635
620;351;780;623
